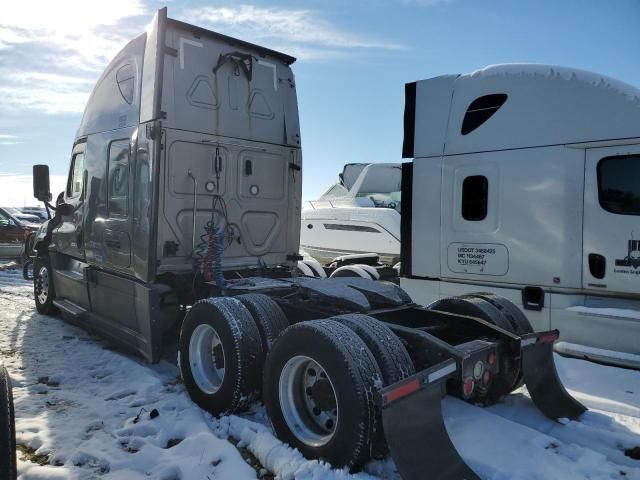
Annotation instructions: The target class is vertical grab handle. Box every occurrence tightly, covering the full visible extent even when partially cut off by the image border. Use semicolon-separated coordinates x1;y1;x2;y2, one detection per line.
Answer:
188;170;197;253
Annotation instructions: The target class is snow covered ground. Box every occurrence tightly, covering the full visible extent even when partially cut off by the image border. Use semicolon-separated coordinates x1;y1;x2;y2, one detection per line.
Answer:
0;265;638;479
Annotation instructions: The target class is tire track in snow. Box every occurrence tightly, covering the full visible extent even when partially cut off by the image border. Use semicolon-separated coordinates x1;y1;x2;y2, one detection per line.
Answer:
444;397;639;480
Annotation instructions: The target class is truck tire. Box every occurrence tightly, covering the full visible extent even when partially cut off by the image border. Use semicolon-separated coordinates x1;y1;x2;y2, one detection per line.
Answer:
235;294;289;353
466;293;533;335
428;295;522;398
302;259;327;278
33;254;58;315
297;261;316;277
331;314;414;385
329;265;374;279
462;294;534;391
22;260;33;281
0;367;17;480
263;320;382;471
330;313;414;457
179;297;263;415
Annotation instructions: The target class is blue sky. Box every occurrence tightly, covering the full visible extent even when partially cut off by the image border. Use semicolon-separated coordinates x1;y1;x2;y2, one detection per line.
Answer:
0;0;638;205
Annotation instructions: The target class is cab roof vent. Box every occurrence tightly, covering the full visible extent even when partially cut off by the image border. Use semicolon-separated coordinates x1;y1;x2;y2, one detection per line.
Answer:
461;93;508;135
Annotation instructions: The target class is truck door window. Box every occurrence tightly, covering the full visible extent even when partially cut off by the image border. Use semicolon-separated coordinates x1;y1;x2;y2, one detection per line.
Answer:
461;175;488;221
67;153;85;198
108;140;130;217
598;155;640;215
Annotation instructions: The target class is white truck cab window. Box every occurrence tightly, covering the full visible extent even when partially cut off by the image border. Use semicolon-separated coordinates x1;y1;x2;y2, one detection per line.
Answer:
461;175;488;221
598;155;640;215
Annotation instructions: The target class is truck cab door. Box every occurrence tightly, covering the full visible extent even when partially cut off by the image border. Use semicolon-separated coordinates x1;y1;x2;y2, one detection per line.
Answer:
55;144;87;260
49;142;91;311
583;145;640;295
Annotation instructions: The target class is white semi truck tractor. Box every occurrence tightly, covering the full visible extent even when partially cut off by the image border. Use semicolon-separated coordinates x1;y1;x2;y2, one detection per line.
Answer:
28;9;590;479
400;65;640;369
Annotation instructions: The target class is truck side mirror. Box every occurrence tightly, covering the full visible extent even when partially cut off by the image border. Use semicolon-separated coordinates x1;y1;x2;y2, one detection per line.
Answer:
33;165;52;202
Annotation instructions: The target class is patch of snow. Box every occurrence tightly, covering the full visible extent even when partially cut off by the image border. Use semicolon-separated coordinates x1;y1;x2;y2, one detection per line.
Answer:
556;341;640;370
469;63;640;103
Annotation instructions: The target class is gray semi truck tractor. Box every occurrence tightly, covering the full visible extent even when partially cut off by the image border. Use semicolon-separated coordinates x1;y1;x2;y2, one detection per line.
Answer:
30;8;586;479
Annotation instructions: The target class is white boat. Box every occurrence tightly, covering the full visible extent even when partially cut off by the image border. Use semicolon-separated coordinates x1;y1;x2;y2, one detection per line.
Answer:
300;163;402;265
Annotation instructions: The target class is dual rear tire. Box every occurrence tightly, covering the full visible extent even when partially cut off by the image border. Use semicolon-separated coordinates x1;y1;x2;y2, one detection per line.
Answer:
178;294;289;415
178;296;414;471
263;315;414;470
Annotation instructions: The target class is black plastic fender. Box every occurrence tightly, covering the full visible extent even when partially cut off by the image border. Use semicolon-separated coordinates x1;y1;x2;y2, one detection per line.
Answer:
520;331;587;421
379;359;480;480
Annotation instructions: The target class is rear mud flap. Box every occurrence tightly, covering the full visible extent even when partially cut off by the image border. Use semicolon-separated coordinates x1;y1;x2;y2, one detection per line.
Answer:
520;333;587;421
379;360;480;480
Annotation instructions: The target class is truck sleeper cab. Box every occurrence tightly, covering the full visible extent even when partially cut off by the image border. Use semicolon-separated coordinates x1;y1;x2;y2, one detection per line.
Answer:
401;64;640;368
31;8;301;362
31;11;589;479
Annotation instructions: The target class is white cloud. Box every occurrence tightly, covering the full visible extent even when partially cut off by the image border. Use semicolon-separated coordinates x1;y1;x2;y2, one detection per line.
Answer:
0;0;148;115
0;134;19;145
183;5;402;59
0;174;67;207
0;2;403;116
0;71;95;114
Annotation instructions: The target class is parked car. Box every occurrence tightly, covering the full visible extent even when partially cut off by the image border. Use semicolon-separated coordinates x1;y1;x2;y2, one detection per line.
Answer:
20;206;48;222
2;207;42;224
0;207;39;258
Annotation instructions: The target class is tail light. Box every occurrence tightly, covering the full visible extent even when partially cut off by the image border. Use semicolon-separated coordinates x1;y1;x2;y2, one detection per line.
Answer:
538;331;559;344
482;370;492;386
22;228;30;241
462;377;474;397
487;352;496;367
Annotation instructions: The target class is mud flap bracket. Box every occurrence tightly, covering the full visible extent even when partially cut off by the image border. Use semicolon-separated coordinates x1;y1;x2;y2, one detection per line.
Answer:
378;359;480;480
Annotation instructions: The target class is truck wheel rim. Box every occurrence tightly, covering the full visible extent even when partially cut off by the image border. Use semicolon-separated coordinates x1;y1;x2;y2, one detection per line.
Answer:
279;355;338;447
36;266;49;304
189;324;225;394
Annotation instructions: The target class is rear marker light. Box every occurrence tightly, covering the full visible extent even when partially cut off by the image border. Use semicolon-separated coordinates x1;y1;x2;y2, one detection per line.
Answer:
487;352;496;367
383;378;420;404
463;377;474;397
538;332;559;344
